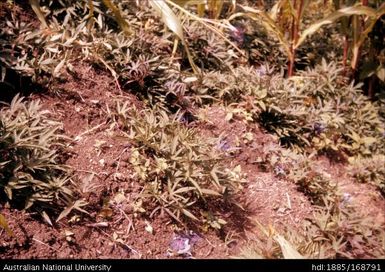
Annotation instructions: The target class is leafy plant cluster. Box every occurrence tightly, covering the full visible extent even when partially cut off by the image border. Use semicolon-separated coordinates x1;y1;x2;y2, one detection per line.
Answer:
241;135;384;259
348;155;385;194
0;95;73;211
1;0;242;114
1;0;92;82
198;61;384;160
189;64;384;204
0;1;162;83
270;61;383;156
239;199;385;259
183;20;239;71
229;3;342;70
113;102;241;228
256;142;338;205
287;159;338;205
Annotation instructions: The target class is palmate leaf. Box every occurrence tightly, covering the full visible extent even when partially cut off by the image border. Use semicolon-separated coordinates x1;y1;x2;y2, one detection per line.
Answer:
56;199;89;222
29;0;132;34
1;95;74;211
126;106;239;226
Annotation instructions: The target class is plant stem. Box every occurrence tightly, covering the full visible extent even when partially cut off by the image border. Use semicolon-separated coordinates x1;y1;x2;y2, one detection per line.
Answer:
351;0;369;78
368;75;375;99
342;35;349;76
288;0;304;77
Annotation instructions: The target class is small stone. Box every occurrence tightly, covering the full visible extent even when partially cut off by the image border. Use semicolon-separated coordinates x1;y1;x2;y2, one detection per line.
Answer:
99;159;105;166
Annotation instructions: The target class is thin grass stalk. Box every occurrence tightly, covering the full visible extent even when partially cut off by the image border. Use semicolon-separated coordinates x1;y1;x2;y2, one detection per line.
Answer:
288;0;304;77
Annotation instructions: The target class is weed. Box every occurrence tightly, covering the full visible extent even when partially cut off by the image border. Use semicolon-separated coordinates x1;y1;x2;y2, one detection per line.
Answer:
114;103;241;227
0;95;73;211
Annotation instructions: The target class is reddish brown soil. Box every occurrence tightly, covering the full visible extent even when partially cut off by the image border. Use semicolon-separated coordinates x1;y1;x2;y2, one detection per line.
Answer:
1;63;384;259
0;63;233;259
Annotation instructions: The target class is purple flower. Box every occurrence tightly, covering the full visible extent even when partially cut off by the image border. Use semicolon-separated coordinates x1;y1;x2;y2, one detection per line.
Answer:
255;66;267;77
169;232;200;257
341;192;352;206
217;139;231;152
313;122;326;135
230;25;245;46
274;165;286;176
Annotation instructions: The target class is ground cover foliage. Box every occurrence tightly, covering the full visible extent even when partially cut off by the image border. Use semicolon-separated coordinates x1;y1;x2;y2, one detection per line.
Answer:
0;0;384;259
